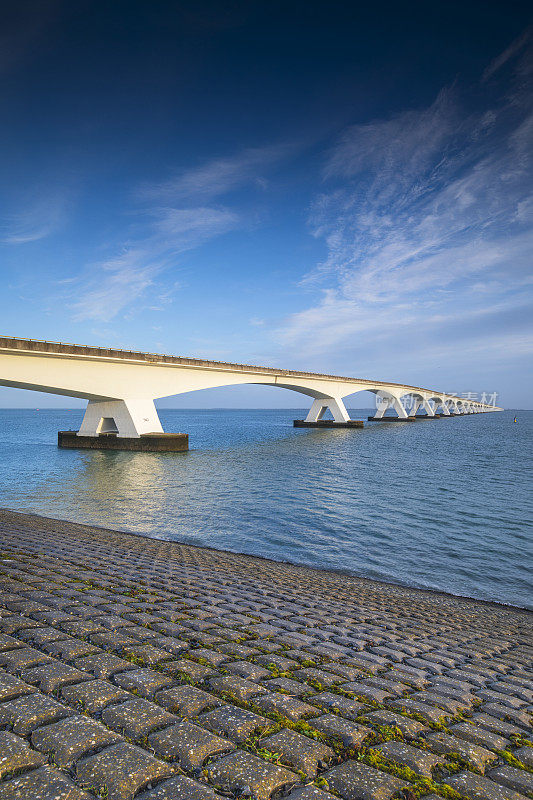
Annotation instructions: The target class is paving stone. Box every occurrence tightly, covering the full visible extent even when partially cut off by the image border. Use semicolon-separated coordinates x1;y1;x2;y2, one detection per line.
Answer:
410;690;470;714
260;727;334;777
0;730;46;780
309;714;372;747
480;703;532;730
225;661;271;681
0;647;51;673
0;692;74;735
205;749;297;800
61;677;131;714
76;741;174;800
310;692;366;721
340;682;391;704
322;759;408;800
445;771;530;800
374;740;442;777
450;721;509;751
0;764;92;800
471;713;526;738
113;667;174;698
188;648;229;667
161;659;216;682
136;774;219;799
209;674;267;702
0;672;36;702
0;635;22;653
154;685;223;717
263;677;310;696
148;719;234;768
255;654;299;672
31;713;122;766
363;708;427;738
513;746;533;768
72;652;133;679
20;661;92;693
285;787;339;800
0;616;41;635
102;697;177;739
424;730;497;772
198;705;270;743
388;697;447;724
487;765;533;796
254;692;319;721
326;664;366;682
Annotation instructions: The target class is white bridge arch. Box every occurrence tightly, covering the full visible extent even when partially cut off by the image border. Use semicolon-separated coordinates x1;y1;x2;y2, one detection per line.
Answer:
0;337;501;437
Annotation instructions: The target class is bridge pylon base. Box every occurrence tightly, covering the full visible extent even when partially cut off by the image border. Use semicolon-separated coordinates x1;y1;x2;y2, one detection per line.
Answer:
58;431;188;452
368;416;416;422
294;420;364;428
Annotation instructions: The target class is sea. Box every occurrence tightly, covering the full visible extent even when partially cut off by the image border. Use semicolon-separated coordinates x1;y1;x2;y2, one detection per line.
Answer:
0;408;531;609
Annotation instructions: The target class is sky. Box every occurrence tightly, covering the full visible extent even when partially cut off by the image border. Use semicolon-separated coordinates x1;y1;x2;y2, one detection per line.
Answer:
1;1;532;409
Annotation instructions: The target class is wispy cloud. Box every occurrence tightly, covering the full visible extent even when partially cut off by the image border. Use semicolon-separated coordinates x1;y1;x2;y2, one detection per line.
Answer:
2;193;68;244
278;35;533;373
68;144;291;322
139;144;294;203
69;206;239;322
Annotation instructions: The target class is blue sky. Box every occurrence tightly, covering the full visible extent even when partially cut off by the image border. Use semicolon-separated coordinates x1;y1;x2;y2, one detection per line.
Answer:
1;2;532;408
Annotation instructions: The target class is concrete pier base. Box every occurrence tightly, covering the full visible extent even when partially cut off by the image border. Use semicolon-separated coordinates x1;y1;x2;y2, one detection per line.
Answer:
294;419;364;428
414;414;441;419
368;416;415;422
58;430;188;452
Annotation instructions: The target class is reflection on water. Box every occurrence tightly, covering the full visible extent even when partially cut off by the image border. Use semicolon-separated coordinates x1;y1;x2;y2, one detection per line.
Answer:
0;408;531;609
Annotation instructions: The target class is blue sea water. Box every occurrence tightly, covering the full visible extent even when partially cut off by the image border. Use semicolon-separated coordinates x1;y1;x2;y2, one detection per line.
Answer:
0;408;531;609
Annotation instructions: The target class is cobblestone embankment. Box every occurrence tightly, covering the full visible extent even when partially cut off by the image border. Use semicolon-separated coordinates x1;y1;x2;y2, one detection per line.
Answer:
0;508;530;800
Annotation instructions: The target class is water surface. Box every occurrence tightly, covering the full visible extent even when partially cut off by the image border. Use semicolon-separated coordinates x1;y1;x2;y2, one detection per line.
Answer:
0;408;531;608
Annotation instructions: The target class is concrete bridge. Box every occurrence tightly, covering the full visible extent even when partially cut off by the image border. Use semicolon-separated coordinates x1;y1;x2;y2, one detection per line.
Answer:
0;337;502;448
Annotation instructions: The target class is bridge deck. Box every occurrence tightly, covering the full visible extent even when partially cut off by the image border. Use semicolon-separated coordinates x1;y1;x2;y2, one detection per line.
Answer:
0;336;451;396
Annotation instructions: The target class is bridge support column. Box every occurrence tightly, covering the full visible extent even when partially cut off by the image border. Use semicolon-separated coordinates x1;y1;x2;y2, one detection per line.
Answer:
305;397;350;423
78;399;164;438
420;398;435;417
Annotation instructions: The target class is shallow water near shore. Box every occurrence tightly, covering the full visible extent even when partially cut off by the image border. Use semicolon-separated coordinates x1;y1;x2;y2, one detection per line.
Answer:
0;407;531;609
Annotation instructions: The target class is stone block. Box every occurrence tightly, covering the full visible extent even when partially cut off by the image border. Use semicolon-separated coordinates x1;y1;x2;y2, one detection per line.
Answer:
136;774;219;799
20;662;92;693
322;760;408;800
154;685;222;717
309;714;372;747
0;692;74;735
445;771;529;800
113;667;174;698
209;674;266;702
254;692;319;721
0;672;36;702
0;730;46;780
0;765;92;800
198;705;270;743
487;765;533;796
259;727;334;777
148;719;234;769
101;697;177;740
424;730;497;772
310;692;366;721
205;749;297;800
31;714;122;767
76;741;174;800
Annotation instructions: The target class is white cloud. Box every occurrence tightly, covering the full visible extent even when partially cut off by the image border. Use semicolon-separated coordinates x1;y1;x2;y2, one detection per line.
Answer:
139;144;293;203
65;143;293;322
278;39;533;370
2;193;68;244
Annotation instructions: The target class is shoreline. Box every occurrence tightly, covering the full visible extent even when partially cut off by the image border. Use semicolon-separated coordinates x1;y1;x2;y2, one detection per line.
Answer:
0;506;530;614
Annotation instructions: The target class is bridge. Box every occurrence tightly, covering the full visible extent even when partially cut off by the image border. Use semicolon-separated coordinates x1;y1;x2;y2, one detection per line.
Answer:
0;337;502;450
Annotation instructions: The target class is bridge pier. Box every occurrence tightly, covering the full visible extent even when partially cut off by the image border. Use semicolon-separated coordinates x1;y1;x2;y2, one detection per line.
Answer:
59;399;188;452
294;396;364;428
78;399;164;438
